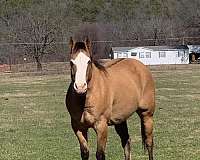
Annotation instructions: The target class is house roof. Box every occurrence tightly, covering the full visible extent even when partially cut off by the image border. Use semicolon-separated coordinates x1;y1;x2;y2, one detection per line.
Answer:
112;45;189;52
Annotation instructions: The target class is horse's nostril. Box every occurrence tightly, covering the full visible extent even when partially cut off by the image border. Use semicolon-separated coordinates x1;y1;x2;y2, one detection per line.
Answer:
74;82;87;90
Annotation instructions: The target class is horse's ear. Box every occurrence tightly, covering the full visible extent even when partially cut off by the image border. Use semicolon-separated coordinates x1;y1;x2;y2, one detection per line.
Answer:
85;36;92;51
69;37;74;51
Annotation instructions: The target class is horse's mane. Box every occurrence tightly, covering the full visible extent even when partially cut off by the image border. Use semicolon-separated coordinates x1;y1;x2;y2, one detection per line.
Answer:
72;42;86;53
92;59;107;73
102;58;125;68
92;58;125;74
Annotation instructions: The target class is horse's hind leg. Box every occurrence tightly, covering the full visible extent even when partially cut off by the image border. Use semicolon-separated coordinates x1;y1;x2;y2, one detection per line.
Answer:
137;109;154;160
71;121;89;160
115;121;131;160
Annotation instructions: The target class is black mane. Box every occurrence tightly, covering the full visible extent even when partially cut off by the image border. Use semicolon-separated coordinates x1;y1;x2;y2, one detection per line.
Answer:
73;42;86;53
92;59;107;74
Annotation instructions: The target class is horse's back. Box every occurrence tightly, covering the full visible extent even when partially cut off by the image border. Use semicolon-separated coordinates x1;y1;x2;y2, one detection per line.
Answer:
106;58;153;83
110;58;155;103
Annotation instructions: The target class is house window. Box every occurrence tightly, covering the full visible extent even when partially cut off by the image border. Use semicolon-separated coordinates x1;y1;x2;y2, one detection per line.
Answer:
131;52;137;56
178;50;185;57
117;53;123;58
139;52;145;58
123;53;128;58
159;51;166;58
145;52;151;58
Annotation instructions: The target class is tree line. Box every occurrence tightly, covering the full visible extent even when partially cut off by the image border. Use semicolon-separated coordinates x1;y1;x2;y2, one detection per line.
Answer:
0;0;200;70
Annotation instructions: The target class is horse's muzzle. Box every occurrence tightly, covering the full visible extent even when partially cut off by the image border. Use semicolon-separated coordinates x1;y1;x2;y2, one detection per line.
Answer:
74;82;87;94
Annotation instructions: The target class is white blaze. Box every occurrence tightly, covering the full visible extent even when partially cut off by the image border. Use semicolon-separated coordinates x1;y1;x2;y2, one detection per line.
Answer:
71;52;90;86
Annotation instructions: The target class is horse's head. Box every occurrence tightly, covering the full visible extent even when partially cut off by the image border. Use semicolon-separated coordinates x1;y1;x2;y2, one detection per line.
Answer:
69;37;92;94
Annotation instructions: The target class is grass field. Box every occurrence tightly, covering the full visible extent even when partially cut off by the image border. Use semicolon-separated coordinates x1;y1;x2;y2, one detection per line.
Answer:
0;67;199;160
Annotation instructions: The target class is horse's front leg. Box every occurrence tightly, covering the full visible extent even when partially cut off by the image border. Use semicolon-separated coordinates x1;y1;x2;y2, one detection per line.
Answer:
94;118;108;160
71;121;89;160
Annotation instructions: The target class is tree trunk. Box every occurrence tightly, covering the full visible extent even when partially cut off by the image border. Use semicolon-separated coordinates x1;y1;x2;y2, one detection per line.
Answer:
35;56;42;71
153;28;158;46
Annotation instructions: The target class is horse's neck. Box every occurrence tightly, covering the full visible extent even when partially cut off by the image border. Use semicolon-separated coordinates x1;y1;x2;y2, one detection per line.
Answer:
88;63;100;86
87;63;106;92
85;63;110;110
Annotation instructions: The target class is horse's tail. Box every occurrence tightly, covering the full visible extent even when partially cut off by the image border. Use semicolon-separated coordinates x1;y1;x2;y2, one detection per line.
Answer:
140;120;147;151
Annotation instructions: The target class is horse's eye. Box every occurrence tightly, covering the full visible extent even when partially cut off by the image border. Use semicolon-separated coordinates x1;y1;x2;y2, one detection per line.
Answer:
88;60;91;64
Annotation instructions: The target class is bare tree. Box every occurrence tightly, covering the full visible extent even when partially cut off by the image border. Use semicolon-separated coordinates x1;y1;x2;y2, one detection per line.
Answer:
1;0;200;65
13;13;57;71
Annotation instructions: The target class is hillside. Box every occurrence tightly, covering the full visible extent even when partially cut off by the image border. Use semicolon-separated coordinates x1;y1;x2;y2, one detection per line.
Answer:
0;0;200;64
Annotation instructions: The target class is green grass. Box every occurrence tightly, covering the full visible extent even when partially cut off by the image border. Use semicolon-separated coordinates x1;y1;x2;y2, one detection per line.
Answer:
0;68;199;160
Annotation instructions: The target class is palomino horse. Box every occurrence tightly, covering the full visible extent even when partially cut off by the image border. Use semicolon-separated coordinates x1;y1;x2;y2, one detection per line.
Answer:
65;37;155;160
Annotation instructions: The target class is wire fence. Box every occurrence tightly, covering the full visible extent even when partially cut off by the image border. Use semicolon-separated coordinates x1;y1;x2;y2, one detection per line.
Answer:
0;36;200;73
1;36;200;45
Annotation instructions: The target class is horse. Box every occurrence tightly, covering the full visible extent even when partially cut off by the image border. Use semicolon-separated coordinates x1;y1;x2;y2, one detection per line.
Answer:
65;37;156;160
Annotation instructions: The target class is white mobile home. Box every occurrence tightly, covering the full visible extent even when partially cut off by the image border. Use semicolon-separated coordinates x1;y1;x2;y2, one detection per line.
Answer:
112;46;189;65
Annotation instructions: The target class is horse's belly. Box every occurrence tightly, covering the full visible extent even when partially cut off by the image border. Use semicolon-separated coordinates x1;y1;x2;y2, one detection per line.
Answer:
109;103;137;125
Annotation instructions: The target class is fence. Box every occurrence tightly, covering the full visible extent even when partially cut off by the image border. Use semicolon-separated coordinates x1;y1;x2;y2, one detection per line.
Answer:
0;36;200;73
